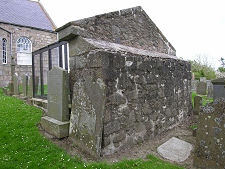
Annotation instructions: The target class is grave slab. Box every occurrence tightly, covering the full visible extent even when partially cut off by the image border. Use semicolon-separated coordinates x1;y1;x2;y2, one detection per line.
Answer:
157;137;193;162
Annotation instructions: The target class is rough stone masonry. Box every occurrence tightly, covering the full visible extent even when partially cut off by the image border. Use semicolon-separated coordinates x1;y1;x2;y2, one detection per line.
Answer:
56;6;193;158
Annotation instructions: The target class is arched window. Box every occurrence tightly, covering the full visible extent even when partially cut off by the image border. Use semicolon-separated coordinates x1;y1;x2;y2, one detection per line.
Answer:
2;38;7;64
17;37;32;65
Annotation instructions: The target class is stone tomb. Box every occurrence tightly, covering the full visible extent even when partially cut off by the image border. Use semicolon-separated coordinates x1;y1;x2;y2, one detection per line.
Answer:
196;81;207;95
212;78;225;100
56;6;193;158
194;98;225;169
41;67;69;138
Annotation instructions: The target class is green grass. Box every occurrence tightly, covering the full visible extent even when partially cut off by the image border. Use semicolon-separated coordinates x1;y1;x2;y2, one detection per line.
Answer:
0;89;184;169
192;92;213;106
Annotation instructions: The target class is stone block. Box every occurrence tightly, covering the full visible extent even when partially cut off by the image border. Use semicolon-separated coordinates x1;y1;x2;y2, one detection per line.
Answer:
41;116;69;138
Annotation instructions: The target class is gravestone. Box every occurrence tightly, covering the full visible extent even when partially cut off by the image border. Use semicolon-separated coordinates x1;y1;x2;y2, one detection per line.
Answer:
27;76;33;98
194;98;225;169
200;77;207;83
206;80;212;90
41;67;69;138
191;80;198;92
196;81;207;95
207;86;213;98
212;78;225;100
22;75;28;97
193;96;202;115
13;75;19;95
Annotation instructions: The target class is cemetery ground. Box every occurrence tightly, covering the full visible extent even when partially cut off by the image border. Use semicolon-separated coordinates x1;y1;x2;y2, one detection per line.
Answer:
0;89;212;169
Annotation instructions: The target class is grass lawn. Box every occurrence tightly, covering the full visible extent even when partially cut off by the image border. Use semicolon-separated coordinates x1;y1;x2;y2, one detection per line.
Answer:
0;89;184;169
192;92;213;106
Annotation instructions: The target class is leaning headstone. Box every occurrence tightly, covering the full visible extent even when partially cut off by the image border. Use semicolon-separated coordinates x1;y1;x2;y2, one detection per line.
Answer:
194;98;225;169
193;96;202;115
200;77;207;83
22;75;28;97
196;81;207;95
157;137;193;162
212;78;225;100
41;67;69;138
27;76;33;98
13;75;19;95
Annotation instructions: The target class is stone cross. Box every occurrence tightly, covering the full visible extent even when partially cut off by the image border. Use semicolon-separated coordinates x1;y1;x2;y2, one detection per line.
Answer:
193;96;202;115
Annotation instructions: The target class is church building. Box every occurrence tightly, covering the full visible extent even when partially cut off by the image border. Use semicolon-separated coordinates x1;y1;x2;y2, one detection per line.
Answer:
0;0;57;87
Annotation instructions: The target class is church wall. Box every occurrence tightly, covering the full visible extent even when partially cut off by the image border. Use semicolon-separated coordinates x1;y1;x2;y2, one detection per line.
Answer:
0;23;57;87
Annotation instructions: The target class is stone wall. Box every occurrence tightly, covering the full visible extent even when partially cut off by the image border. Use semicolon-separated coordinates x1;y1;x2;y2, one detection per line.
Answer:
194;98;225;168
0;23;57;87
57;6;176;56
68;37;192;157
0;28;12;87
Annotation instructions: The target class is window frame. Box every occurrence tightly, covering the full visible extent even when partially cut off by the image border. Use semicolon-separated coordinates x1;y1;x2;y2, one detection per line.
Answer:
2;38;7;64
16;37;32;65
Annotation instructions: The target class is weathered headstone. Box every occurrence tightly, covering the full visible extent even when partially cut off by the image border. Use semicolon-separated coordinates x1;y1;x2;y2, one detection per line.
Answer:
207;86;213;98
212;78;225;100
200;77;207;83
193;96;202;115
22;75;28;97
194;98;225;169
41;67;69;138
196;81;207;95
206;80;212;90
191;80;198;92
13;75;19;95
27;76;33;98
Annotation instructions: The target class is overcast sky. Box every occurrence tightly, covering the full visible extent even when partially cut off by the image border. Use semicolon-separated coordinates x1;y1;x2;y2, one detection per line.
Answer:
40;0;225;69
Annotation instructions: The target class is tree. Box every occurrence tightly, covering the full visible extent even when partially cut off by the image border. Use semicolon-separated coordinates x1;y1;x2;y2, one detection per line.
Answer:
218;57;225;72
189;55;216;80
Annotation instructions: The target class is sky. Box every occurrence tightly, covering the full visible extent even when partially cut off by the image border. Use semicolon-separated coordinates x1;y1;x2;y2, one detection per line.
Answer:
40;0;225;69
